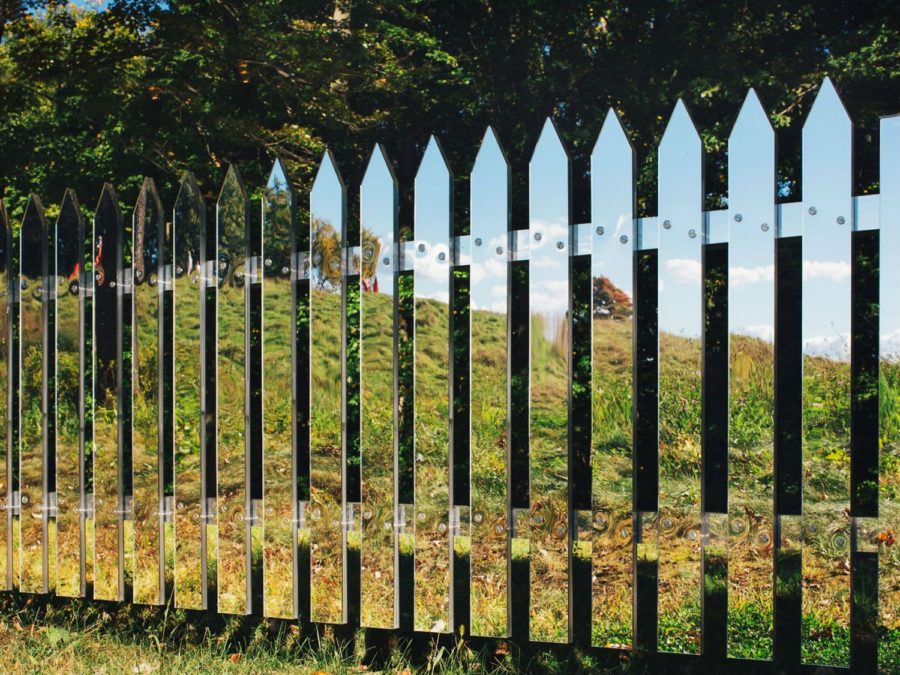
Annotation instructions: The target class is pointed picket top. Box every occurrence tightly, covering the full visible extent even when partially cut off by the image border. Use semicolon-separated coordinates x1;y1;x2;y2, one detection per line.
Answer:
591;108;635;236
266;157;294;197
658;99;703;236
217;164;248;207
415;135;452;184
730;88;772;144
530;117;569;166
58;188;83;226
803;77;851;136
362;143;398;190
312;149;346;195
137;177;164;217
473;126;509;171
95;183;121;220
22;193;47;234
728;89;775;236
175;171;202;211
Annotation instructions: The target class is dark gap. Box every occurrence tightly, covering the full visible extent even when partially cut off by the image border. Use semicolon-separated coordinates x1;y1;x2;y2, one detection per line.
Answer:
346;275;360;504
702;242;728;514
509;259;529;509
635;249;658;513
569;255;591;511
451;266;469;507
396;271;414;505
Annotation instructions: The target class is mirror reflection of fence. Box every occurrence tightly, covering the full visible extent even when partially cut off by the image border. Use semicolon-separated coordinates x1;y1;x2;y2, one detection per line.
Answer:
0;77;898;671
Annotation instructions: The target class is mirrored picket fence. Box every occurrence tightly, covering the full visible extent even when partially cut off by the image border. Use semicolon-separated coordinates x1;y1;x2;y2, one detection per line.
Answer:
0;78;898;671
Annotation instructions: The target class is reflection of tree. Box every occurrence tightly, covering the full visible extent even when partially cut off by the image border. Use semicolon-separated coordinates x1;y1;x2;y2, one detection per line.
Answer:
593;275;632;319
311;217;342;291
360;227;381;291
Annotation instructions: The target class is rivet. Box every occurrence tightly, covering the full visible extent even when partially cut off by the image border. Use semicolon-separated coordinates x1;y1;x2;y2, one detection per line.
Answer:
264;258;273;267
596;226;605;236
556;241;564;250
437;251;446;262
534;232;542;242
688;229;697;239
734;213;743;222
417;243;426;253
808;206;817;216
495;246;504;255
474;237;483;247
280;266;290;275
761;223;770;232
620;235;629;244
837;216;846;225
382;257;390;266
663;219;672;229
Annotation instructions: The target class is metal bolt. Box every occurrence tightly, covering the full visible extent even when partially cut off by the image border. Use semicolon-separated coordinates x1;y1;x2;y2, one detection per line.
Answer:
620;235;629;244
437;251;446;262
663;219;672;229
417;243;426;253
495;246;504;255
688;229;697;239
837;216;846;225
808;206;817;216
556;241;564;250
761;223;770;232
734;213;743;223
264;258;273;267
474;237;483;247
596;226;605;236
281;266;290;275
135;270;144;281
176;266;184;276
382;257;390;266
534;232;542;242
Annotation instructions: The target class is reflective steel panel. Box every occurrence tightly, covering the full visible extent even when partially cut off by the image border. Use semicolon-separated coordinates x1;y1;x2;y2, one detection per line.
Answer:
0;201;9;591
469;128;510;637
132;179;165;605
19;195;49;594
93;184;124;601
55;190;86;598
309;152;347;624
878;113;900;666
529;119;570;643
657;100;703;653
173;173;207;609
262;159;297;619
216;165;251;615
727;90;776;659
800;79;852;666
590;110;635;648
413;138;452;633
359;145;398;628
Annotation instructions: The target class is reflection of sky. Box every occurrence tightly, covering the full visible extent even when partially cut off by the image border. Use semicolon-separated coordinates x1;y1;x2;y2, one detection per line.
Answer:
729;89;775;344
414;138;451;304
310;152;344;288
470;128;509;313
529;119;569;338
658;101;703;339
881;116;900;360
801;79;852;361
591;109;634;301
361;145;396;296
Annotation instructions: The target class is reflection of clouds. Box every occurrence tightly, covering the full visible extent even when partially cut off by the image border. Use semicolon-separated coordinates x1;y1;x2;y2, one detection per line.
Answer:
472;285;507;313
880;329;900;358
804;333;850;361
419;290;450;304
803;259;850;282
414;242;451;282
731;264;774;286
733;324;774;343
471;256;505;285
531;279;568;313
663;258;701;285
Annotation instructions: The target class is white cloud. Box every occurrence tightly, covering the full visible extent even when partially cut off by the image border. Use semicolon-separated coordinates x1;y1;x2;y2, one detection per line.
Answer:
803;260;851;282
804;333;850;361
663;258;701;285
731;264;774;286
734;324;774;343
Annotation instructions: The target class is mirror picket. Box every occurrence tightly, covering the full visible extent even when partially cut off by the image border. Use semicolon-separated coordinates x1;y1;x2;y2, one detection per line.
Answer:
726;90;776;659
309;152;347;624
800;79;852;666
262;159;298;619
0;201;9;591
590;110;636;648
55;190;86;598
412;138;453;633
172;173;207;609
216;166;252;615
92;185;124;601
359;145;398;629
528;119;570;643
132;179;165;605
19;195;49;594
656;101;704;653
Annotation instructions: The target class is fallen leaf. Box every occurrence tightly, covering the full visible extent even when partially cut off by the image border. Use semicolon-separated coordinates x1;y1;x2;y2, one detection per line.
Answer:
228;654;242;664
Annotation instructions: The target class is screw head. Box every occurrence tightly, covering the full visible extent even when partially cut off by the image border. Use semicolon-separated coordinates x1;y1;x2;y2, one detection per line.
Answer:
761;223;770;232
474;237;483;247
417;243;426;253
837;216;846;225
382;257;390;266
620;235;629;244
596;226;605;236
556;241;564;250
734;213;743;223
688;229;697;239
437;251;446;262
808;206;817;216
534;232;542;242
663;219;672;229
264;258;273;267
495;246;504;255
